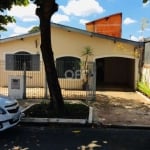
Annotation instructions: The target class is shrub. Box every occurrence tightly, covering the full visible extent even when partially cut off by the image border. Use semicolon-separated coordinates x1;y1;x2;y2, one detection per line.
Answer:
137;82;150;98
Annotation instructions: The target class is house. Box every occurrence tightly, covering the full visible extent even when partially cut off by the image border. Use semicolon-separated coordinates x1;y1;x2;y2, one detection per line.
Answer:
0;22;143;93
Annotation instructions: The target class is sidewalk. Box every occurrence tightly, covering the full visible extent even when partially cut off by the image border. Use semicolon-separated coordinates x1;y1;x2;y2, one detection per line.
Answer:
18;91;150;127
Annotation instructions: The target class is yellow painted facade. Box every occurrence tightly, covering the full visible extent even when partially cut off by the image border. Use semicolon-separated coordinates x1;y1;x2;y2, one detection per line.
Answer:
0;24;141;89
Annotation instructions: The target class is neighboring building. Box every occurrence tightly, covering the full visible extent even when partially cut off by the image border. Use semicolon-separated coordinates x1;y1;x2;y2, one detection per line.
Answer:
86;13;122;38
144;38;150;65
0;23;143;92
142;38;150;87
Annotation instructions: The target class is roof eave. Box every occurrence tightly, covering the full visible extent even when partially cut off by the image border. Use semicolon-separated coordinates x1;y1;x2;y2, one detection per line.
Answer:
0;22;143;47
0;32;40;43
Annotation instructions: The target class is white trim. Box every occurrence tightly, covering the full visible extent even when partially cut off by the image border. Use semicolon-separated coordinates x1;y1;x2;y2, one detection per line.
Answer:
94;54;135;60
3;50;41;61
88;107;93;123
21;118;87;124
55;55;81;60
136;91;150;102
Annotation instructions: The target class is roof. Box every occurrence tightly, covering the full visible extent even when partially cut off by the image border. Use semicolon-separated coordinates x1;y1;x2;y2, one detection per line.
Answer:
86;12;122;25
0;22;143;47
144;37;150;43
85;12;122;38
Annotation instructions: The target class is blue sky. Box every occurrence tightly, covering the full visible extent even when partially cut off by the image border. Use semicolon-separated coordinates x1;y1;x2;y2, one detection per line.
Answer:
1;0;150;41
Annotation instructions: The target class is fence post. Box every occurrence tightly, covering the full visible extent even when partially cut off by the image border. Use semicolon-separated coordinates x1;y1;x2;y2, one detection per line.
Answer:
86;62;96;101
44;73;48;99
23;62;26;99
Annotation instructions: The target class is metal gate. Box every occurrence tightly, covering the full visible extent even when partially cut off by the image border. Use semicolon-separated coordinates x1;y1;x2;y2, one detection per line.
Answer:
0;61;96;100
44;62;96;100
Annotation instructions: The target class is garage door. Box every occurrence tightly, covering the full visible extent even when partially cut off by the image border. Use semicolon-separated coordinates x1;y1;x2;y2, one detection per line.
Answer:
96;57;135;90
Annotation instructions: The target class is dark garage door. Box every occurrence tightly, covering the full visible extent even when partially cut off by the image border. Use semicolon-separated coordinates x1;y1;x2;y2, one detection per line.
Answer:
96;57;135;90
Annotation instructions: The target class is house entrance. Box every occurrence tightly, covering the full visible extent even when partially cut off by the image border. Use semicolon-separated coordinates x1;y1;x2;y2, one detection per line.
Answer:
96;57;135;91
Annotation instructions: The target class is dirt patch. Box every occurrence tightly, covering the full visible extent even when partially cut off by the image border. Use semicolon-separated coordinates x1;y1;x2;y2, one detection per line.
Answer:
91;91;150;126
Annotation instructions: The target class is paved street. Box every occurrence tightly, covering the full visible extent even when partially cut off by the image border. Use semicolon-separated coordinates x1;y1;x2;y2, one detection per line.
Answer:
1;125;150;150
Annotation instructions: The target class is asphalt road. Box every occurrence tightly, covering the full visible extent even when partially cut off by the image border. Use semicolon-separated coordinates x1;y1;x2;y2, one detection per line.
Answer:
0;125;150;150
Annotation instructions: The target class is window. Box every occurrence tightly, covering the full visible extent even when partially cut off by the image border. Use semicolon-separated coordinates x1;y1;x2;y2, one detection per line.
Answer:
6;52;40;71
56;57;80;78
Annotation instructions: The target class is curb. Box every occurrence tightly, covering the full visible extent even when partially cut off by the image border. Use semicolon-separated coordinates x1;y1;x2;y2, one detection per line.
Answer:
21;118;87;124
21;103;36;113
136;91;150;102
99;123;150;130
21;106;93;125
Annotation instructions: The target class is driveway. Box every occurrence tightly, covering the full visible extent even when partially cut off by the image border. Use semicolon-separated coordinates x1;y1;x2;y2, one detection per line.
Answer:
92;91;150;127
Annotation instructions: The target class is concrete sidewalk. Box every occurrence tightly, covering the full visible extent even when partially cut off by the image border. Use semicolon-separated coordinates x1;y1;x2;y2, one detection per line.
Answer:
18;91;150;127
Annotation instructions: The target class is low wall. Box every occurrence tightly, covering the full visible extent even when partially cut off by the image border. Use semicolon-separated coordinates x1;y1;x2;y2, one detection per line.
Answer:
142;65;150;88
59;79;83;90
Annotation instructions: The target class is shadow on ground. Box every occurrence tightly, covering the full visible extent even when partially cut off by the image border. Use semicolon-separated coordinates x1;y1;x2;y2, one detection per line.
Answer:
91;91;150;126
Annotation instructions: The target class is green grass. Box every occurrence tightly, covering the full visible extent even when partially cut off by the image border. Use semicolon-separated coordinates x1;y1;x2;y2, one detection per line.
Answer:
24;102;89;119
137;82;150;98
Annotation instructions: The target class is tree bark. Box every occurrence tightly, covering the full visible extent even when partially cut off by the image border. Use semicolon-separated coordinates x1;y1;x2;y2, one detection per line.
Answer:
36;0;64;113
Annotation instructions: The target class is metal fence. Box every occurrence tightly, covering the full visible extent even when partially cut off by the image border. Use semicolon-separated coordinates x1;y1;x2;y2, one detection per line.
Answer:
0;61;96;100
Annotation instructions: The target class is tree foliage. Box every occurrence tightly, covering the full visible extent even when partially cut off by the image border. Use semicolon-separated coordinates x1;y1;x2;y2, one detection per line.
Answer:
0;0;29;31
81;46;93;90
143;0;148;3
81;46;93;70
28;26;40;33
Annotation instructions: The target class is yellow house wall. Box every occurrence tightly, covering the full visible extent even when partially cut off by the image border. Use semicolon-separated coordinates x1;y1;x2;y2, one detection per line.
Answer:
0;26;139;89
52;27;135;60
0;36;44;87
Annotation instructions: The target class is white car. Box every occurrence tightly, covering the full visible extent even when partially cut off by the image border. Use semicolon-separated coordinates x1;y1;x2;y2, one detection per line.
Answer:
0;95;23;131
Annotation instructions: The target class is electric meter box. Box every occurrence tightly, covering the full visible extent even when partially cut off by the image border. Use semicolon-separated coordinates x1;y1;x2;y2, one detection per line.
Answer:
8;75;24;99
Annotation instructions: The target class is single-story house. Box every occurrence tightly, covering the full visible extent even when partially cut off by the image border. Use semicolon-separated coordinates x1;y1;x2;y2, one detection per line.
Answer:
0;22;144;93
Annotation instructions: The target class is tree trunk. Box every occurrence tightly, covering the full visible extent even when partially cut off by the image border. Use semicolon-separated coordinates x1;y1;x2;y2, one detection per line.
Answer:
36;0;64;113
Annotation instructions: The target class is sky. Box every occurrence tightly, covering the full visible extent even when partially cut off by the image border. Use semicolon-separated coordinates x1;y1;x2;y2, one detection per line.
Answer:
0;0;150;41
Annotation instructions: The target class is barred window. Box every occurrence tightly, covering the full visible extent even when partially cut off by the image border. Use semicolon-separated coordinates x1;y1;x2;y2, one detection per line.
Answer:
6;52;40;71
56;57;80;78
